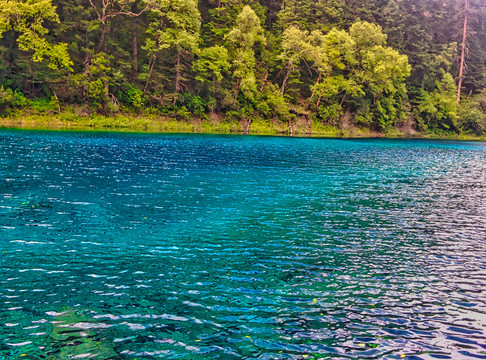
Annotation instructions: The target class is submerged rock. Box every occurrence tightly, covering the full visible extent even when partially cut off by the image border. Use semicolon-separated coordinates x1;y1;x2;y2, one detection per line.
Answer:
46;308;119;359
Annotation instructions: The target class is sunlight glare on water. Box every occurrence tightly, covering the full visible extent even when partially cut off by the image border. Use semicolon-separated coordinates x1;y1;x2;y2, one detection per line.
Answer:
0;131;485;359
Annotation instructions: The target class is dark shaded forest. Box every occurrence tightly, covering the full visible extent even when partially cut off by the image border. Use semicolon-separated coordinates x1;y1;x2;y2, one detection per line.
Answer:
1;0;485;135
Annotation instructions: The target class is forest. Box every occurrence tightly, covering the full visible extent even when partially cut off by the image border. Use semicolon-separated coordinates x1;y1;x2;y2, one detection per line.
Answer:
0;0;485;136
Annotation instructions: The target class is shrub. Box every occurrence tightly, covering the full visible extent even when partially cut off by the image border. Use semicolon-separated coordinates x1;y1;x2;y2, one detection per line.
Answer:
459;96;486;135
119;84;145;110
0;87;28;114
417;73;458;132
182;93;206;117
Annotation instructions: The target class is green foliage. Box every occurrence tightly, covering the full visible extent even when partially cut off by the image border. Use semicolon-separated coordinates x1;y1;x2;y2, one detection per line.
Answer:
225;5;266;101
120;84;145;109
204;0;266;44
144;0;201;55
0;0;72;70
279;26;309;67
349;21;387;50
280;21;411;131
359;45;410;96
458;90;486;135
29;96;60;113
193;46;230;83
459;102;486;135
72;53;122;111
182;93;206;117
354;100;373;128
143;0;201;103
225;5;266;48
175;105;192;120
277;26;309;99
418;73;458;132
277;0;343;32
374;97;397;131
256;84;292;121
317;103;343;125
0;86;27;113
0;0;485;137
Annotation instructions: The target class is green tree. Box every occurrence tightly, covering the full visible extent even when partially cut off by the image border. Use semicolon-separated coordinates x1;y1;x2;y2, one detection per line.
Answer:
277;0;344;32
458;90;486;135
0;0;72;70
85;0;149;54
418;73;458;132
143;0;201;105
193;45;230;107
278;26;309;97
306;27;357;111
348;21;410;130
202;0;266;44
72;52;123;111
225;5;265;103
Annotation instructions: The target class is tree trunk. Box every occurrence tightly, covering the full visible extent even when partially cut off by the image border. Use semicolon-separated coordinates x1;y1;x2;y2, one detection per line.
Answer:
316;94;323;110
268;0;274;29
457;0;468;103
244;118;252;134
340;93;347;107
305;71;321;109
173;52;181;106
144;55;156;94
82;49;91;98
304;115;311;136
259;71;269;92
280;64;292;95
132;20;138;77
96;23;107;53
234;78;240;103
373;91;383;107
315;67;334;110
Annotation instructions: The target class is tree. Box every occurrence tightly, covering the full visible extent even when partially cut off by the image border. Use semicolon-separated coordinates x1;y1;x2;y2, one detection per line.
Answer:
277;0;344;32
418;73;458;132
85;0;149;53
72;52;123;111
0;0;485;136
202;0;266;43
458;89;486;135
225;5;265;102
193;45;230;102
278;26;309;96
457;0;468;102
306;27;357;110
0;0;72;70
143;0;201;105
346;22;410;130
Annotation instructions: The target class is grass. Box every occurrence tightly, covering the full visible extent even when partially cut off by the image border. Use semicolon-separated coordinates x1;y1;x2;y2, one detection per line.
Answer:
1;108;485;141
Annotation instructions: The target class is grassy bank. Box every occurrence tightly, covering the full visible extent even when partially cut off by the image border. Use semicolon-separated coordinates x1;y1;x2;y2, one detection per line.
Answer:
1;110;485;141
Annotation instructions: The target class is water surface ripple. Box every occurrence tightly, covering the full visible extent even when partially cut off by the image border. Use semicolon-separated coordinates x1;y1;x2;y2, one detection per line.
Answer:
0;131;485;359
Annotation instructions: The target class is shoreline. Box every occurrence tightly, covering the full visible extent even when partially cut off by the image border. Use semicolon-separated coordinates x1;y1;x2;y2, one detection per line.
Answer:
1;113;485;141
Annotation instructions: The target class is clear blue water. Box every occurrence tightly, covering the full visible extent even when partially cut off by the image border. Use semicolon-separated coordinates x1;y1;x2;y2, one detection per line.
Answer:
1;130;485;359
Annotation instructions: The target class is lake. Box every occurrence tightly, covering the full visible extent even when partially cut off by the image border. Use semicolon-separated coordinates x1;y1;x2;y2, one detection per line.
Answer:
0;130;485;359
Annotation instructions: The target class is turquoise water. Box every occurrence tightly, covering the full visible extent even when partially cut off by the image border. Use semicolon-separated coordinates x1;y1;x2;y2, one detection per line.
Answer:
0;131;485;359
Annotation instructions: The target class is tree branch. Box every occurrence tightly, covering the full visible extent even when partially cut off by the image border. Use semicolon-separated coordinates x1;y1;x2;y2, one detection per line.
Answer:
88;0;102;22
